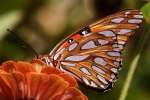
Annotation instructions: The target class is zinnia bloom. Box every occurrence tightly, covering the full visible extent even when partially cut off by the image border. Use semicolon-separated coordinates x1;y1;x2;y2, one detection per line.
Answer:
0;61;88;100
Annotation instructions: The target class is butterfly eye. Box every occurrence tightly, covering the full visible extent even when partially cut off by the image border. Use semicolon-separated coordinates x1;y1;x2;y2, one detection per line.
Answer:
68;38;73;43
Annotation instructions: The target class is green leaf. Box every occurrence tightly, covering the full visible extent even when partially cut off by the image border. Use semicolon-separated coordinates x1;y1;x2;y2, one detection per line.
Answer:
141;2;150;24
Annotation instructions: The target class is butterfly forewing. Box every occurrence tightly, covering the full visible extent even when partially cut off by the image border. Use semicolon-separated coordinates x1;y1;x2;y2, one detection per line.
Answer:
42;10;143;90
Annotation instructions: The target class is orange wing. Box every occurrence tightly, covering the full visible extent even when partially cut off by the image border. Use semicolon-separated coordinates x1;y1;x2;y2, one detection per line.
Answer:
42;10;143;90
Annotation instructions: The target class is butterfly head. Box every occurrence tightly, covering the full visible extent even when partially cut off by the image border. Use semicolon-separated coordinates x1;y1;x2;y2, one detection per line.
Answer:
35;55;55;67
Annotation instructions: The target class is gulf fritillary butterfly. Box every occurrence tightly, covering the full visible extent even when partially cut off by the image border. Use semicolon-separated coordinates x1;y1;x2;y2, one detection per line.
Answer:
35;10;143;90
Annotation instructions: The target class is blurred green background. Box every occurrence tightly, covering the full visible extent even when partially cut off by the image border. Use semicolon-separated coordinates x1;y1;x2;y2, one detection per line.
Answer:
0;0;150;100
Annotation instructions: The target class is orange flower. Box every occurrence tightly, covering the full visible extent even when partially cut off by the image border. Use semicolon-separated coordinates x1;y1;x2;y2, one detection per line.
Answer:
0;61;88;100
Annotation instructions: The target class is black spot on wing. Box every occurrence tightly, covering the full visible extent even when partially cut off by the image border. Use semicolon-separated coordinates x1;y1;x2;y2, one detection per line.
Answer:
79;26;91;36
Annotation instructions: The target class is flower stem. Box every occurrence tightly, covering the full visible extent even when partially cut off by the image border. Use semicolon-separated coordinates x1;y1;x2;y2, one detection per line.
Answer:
118;54;140;100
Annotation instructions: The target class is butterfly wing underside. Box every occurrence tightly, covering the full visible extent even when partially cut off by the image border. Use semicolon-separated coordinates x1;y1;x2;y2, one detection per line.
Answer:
48;10;143;90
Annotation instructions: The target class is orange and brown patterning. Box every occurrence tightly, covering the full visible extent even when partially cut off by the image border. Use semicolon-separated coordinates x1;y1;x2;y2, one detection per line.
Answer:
35;10;144;91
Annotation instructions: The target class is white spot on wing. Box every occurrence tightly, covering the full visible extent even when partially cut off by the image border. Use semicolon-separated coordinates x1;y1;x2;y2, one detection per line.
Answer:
94;57;107;66
125;11;130;15
134;15;143;19
61;62;75;67
139;12;143;14
81;41;96;49
118;40;126;45
92;65;105;74
111;18;124;23
113;46;123;51
54;53;60;60
116;58;122;61
128;19;142;24
54;48;65;60
113;48;121;52
98;39;109;45
107;52;120;57
97;75;108;84
80;67;91;75
90;81;98;88
111;68;118;73
111;74;115;79
114;61;120;66
100;85;105;89
112;37;117;40
98;30;115;37
82;77;90;85
112;44;118;48
112;44;123;50
117;29;132;34
118;45;123;49
65;55;89;61
68;42;78;51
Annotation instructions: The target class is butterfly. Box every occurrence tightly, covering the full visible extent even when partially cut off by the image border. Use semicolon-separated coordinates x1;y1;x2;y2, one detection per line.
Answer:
35;10;143;90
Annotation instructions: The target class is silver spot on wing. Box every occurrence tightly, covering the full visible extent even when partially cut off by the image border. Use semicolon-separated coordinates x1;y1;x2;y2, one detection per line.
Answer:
112;44;118;48
111;17;124;23
90;81;98;88
82;76;90;85
92;65;105;74
111;68;118;73
114;61;120;66
68;42;78;51
117;29;132;35
113;44;123;51
128;19;142;24
111;74;115;79
112;36;117;40
139;12;143;14
53;48;65;60
98;30;115;37
94;57;107;66
100;85;105;89
81;41;96;49
116;58;122;62
65;55;89;61
134;15;143;19
97;75;108;84
117;45;123;50
107;52;121;57
61;62;76;67
80;67;91;75
98;39;109;45
118;40;126;45
125;11;130;15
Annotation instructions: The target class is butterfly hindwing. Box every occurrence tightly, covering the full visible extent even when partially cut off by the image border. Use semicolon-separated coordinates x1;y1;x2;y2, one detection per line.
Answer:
43;10;143;90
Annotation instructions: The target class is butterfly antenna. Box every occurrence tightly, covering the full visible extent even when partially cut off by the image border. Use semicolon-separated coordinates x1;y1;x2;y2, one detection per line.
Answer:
7;29;39;57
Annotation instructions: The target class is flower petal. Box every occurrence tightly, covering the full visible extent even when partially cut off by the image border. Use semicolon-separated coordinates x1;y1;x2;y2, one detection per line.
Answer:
0;61;88;100
59;73;78;87
41;67;62;75
61;87;88;100
36;74;69;100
